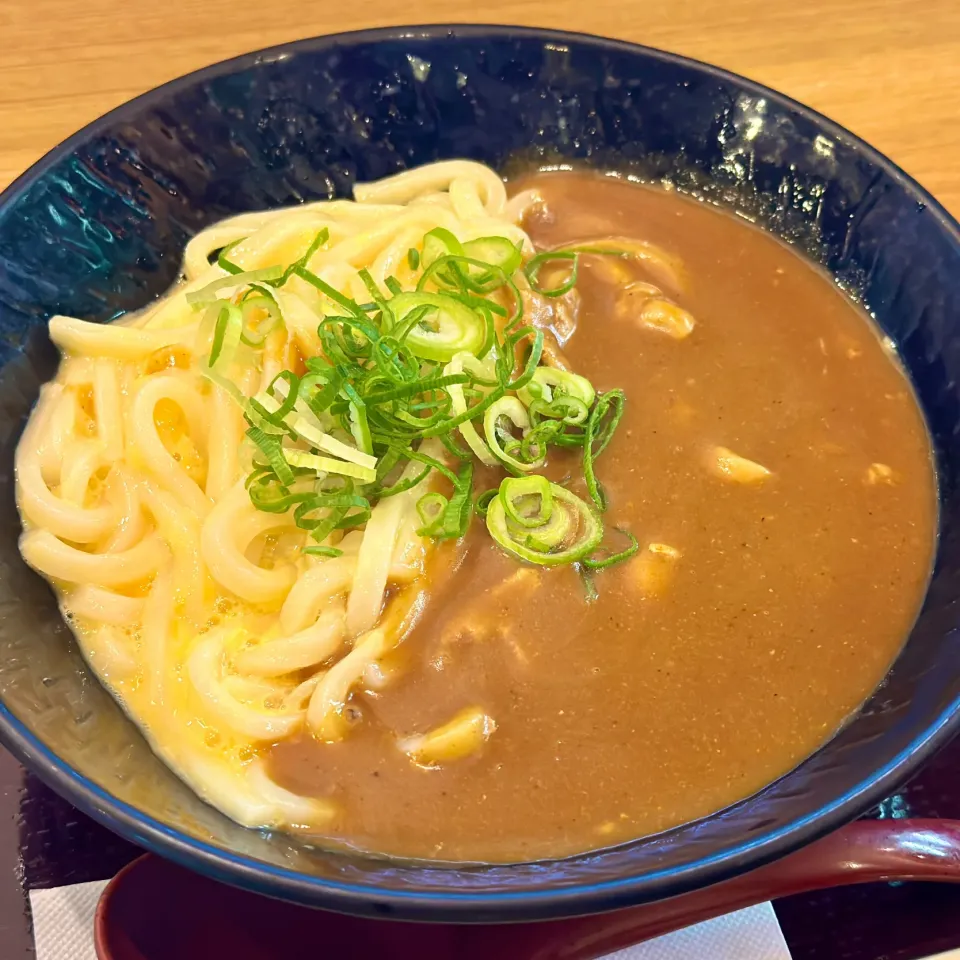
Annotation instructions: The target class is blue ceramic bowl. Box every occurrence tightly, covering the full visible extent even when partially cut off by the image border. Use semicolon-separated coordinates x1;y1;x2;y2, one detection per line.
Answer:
0;25;959;922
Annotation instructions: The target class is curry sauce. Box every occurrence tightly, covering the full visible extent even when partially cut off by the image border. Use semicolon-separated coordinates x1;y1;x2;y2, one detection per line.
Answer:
269;172;936;861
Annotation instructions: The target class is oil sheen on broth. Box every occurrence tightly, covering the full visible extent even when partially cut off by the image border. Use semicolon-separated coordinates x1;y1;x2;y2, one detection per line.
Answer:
269;172;936;860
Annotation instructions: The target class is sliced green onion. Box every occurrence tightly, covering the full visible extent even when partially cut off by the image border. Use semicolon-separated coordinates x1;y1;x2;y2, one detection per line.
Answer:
344;395;373;456
518;367;595;409
529;395;590;426
578;564;600;603
503;325;544;392
238;288;282;346
249;371;298;429
588;389;626;459
419;253;512;298
440;430;473;461
303;545;345;558
486;478;602;566
499;475;553;528
290;265;368;319
363;372;469;407
483;396;543;473
186;266;284;306
247;427;295;486
299;368;342;423
294;486;371;543
247;474;315;513
525;244;639;297
215;221;633;597
443;352;498;465
290;416;377;470
584;528;640;569
414;460;473;540
208;303;242;370
416;491;447;531
283;449;377;484
421;227;463;269
373;463;432;499
556;243;637;259
474;488;499;518
462;237;523;276
387;292;487;361
217;238;245;274
524;251;579;297
357;267;386;304
583;389;626;510
270;228;330;287
244;396;287;436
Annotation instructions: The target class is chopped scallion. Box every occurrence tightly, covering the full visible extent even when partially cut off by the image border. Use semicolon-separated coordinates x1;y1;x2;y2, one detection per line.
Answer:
208;221;633;589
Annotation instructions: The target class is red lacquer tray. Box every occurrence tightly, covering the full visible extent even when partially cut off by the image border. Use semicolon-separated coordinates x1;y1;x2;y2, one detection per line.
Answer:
6;736;960;959
94;819;960;960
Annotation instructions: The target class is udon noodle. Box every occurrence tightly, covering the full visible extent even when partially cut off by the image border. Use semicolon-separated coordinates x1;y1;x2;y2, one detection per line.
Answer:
14;161;570;828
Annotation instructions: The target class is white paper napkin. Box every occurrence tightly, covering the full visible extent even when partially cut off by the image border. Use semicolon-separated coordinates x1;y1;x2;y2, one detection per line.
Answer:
31;881;109;960
30;879;793;960
605;902;791;959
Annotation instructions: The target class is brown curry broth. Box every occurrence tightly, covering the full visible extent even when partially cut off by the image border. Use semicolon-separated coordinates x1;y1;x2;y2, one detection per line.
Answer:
269;172;936;861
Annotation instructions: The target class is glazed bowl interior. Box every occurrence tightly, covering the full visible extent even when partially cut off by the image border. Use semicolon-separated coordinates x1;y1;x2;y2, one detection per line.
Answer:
0;25;959;922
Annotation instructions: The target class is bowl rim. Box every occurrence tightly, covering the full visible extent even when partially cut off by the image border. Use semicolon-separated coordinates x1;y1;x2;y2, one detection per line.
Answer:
2;22;960;921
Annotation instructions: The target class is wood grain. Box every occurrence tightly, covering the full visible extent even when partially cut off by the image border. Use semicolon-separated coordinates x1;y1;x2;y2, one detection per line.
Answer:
1;1;958;214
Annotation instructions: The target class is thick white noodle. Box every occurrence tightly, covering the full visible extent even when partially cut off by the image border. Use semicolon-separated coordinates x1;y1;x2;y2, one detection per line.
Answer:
235;603;346;677
34;384;76;486
16;398;117;544
100;467;147;553
205;382;244;501
142;563;174;705
188;628;304;741
201;481;298;604
16;159;534;831
354;160;507;216
93;358;124;462
280;555;357;635
20;529;167;587
307;627;389;741
65;585;145;626
129;373;210;517
49;315;194;359
141;481;207;621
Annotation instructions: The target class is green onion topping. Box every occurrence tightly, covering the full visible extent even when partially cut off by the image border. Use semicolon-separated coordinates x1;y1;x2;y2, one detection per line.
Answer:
196;226;636;587
486;478;602;566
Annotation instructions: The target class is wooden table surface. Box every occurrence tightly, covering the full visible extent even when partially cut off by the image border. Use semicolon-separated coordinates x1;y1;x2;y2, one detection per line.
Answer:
1;0;959;215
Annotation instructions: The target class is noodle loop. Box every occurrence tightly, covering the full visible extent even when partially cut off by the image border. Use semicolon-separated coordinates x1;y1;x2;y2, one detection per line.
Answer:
15;160;560;831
